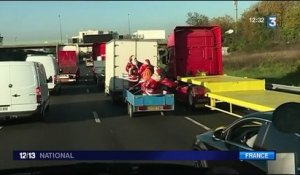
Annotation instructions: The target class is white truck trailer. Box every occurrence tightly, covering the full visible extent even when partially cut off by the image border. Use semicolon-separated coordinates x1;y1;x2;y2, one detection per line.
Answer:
105;40;159;103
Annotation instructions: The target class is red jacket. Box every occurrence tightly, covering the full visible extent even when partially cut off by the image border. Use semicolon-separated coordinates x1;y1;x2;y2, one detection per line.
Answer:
142;74;161;95
125;62;133;73
160;78;177;88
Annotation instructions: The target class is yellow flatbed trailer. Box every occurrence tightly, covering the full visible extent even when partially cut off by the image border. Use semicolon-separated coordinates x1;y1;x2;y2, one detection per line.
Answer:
179;75;300;117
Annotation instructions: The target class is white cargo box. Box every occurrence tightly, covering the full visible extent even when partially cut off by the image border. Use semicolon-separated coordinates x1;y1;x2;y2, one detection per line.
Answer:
132;30;165;40
105;40;158;95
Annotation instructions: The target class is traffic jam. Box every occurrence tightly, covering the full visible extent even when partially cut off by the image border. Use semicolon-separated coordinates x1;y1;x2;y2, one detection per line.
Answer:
0;26;299;174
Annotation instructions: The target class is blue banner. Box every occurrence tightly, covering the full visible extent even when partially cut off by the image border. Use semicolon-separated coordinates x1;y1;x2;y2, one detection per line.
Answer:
13;151;239;161
239;151;276;160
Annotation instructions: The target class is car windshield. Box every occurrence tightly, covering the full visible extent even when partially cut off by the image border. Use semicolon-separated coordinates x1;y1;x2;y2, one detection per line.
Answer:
0;1;300;174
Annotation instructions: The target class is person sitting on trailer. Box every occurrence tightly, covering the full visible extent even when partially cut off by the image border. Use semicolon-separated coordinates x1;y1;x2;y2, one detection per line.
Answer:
158;68;178;94
133;57;142;69
141;67;162;95
139;59;154;81
125;55;139;87
125;55;135;73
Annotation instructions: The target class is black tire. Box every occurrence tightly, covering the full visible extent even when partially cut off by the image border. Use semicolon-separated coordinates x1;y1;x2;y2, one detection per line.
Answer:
96;78;99;87
56;85;62;95
45;104;50;112
111;93;116;104
194;143;208;168
188;87;196;109
128;103;134;118
35;107;45;122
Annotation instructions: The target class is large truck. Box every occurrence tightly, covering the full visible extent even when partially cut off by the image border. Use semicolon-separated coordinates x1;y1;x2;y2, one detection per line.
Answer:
105;40;159;102
57;45;80;83
92;42;106;61
163;26;300;117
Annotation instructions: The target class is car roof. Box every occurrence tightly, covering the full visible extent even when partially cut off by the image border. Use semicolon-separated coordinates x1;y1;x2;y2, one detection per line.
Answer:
243;111;273;122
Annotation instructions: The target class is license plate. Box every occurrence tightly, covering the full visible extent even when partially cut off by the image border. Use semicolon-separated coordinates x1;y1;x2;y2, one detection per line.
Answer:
0;107;9;111
60;75;69;78
147;106;162;111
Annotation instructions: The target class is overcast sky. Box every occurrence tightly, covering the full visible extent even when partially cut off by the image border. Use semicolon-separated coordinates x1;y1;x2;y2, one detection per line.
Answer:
0;1;258;44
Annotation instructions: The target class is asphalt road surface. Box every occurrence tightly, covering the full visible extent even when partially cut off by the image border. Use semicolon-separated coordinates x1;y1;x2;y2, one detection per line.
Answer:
0;64;239;171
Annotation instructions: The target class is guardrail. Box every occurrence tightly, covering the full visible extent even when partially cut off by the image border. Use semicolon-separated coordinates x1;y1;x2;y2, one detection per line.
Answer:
266;83;300;94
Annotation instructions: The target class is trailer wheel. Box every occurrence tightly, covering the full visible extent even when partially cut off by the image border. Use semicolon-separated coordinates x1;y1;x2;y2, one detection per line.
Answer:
128;103;134;118
188;88;195;109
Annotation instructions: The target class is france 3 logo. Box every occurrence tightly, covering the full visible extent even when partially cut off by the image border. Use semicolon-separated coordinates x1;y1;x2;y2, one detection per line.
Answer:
267;16;277;28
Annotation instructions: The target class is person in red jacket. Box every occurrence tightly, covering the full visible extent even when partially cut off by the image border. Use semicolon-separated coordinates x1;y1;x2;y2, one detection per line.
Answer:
125;55;139;87
125;55;135;73
156;67;178;94
138;59;155;81
142;67;162;95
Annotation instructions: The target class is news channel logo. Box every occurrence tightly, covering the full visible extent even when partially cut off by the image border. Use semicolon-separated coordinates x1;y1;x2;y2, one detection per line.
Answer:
267;16;277;28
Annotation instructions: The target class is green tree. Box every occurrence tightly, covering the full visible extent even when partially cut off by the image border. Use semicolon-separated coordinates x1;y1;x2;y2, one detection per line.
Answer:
186;12;209;26
282;4;300;42
210;15;235;46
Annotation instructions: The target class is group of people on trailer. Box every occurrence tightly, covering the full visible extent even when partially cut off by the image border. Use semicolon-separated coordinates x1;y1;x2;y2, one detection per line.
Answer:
125;55;177;95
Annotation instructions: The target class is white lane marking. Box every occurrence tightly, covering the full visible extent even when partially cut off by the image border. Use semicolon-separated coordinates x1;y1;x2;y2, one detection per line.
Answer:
86;73;89;76
93;112;101;123
184;117;211;131
0;126;3;130
86;89;90;93
85;79;88;82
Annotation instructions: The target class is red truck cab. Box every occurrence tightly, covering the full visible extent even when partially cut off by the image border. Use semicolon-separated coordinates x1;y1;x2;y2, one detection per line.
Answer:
164;26;223;105
166;26;223;79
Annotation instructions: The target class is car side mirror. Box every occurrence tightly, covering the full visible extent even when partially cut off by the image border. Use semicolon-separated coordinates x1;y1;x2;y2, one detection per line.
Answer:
47;76;53;83
59;68;63;73
212;126;226;141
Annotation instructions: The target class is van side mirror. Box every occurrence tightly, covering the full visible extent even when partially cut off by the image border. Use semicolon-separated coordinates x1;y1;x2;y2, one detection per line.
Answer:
212;126;226;141
47;76;53;83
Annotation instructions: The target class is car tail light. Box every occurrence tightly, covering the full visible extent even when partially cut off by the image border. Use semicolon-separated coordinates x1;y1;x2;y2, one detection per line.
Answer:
138;106;146;111
36;87;42;103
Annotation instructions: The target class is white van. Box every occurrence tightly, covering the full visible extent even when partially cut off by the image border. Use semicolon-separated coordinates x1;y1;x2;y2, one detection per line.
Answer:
0;61;50;120
26;54;61;94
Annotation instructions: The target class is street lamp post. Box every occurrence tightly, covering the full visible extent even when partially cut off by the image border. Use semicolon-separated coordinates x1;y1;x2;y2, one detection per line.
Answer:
128;13;131;36
234;1;238;34
59;14;63;43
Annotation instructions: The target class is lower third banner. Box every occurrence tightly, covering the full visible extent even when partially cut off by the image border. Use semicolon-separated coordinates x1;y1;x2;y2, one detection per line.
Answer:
13;151;239;161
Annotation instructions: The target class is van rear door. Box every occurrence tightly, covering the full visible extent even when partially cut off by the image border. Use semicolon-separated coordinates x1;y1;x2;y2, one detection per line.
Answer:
10;63;37;106
0;64;12;111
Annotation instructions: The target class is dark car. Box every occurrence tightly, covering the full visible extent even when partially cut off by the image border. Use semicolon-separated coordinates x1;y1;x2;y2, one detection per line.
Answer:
92;60;105;89
193;109;300;174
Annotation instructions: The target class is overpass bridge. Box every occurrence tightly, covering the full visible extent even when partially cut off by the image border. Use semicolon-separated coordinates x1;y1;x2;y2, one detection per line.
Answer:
0;43;93;50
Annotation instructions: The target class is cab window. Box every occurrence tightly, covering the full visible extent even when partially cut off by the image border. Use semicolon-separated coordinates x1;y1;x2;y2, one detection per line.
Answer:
226;118;265;148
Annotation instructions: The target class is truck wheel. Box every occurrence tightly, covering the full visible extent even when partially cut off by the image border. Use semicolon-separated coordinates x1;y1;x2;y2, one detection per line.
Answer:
128;103;134;118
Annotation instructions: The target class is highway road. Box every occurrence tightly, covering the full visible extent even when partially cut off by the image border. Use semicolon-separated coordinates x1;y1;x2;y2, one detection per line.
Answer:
0;64;238;171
